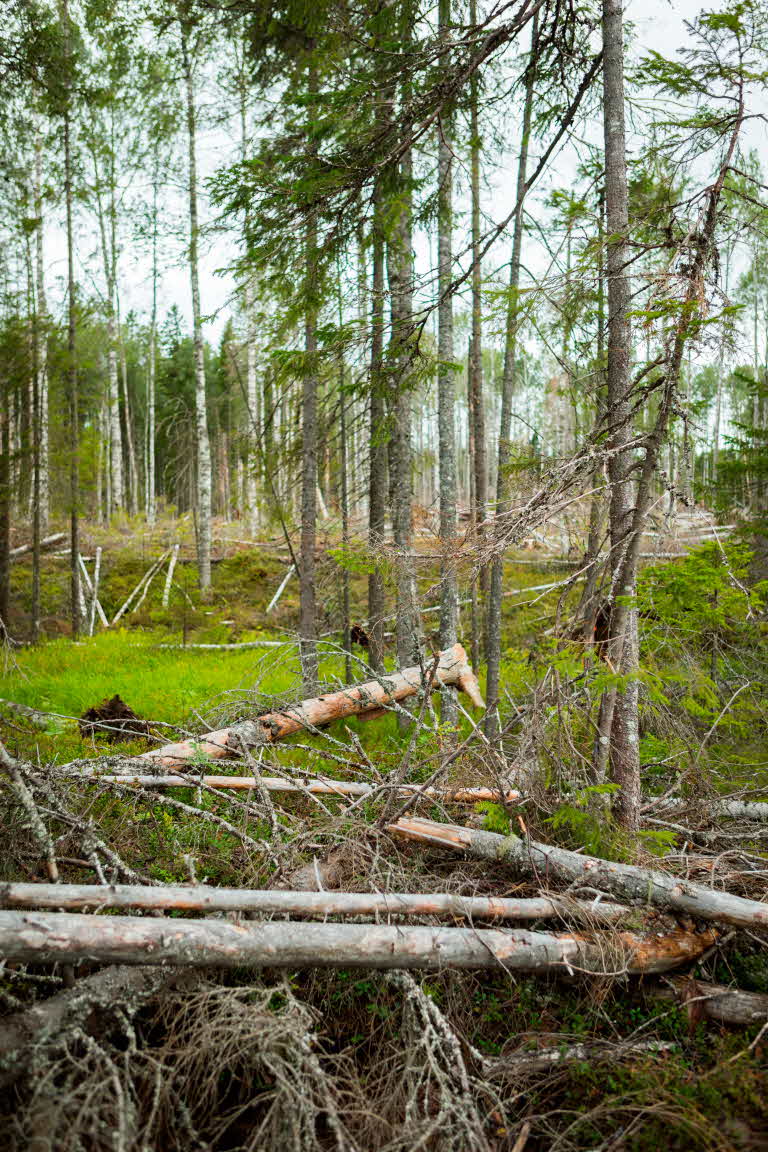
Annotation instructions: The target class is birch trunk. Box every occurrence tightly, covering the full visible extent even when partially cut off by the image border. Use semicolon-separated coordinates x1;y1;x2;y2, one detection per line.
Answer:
181;24;213;596
485;21;536;740
437;0;458;728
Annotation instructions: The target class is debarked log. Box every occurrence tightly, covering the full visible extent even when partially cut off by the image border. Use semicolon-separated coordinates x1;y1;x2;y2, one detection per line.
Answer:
127;643;484;768
64;772;520;805
0;912;714;973
0;882;629;924
388;817;768;929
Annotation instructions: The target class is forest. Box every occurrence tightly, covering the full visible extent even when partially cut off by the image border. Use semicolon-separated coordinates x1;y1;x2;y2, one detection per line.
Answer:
1;0;768;1147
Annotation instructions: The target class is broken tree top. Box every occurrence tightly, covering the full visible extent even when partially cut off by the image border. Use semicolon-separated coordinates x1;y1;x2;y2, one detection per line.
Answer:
129;642;484;769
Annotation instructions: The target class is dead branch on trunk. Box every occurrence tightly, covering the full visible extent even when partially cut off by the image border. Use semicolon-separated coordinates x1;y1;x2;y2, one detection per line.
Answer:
0;912;714;973
389;817;768;928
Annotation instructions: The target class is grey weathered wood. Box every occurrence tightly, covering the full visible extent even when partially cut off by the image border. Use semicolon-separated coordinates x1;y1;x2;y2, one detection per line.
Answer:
390;817;768;928
0;882;629;924
0;913;707;973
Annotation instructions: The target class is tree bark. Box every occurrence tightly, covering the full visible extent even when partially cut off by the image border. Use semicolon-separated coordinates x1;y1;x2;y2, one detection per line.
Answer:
33;121;49;537
389;816;768;929
437;0;458;728
0;912;712;974
181;23;213;596
299;62;320;693
468;0;487;606
146;153;159;525
368;173;387;674
484;19;537;740
63;0;80;640
601;0;640;830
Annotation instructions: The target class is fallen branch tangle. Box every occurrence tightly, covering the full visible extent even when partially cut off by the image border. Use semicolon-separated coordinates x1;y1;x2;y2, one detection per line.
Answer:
389;817;768;928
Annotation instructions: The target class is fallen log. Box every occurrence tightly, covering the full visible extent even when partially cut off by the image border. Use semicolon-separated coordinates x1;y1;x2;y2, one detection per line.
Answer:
653;978;768;1027
388;817;768;929
0;912;713;973
492;1038;677;1075
64;771;519;805
654;797;768;823
120;643;483;768
0;882;630;924
9;532;66;559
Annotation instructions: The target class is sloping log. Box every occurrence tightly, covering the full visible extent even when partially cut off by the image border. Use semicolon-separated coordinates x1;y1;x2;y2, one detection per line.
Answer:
0;912;713;973
0;882;629;924
125;643;483;768
9;532;66;559
64;771;520;805
653;978;768;1026
388;817;768;929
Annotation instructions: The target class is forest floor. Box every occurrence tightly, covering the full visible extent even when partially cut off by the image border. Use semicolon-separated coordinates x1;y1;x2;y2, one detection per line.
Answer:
1;512;767;1151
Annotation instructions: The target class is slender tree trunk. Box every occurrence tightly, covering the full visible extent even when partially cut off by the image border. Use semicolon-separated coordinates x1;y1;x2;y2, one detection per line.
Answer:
468;0;487;611
61;0;80;639
239;70;260;536
387;153;419;676
579;188;607;647
33;123;49;537
146;159;158;526
339;355;351;684
181;24;212;596
118;321;138;515
0;397;9;634
437;0;458;727
601;0;639;831
299;63;320;693
368;174;387;673
484;20;537;740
